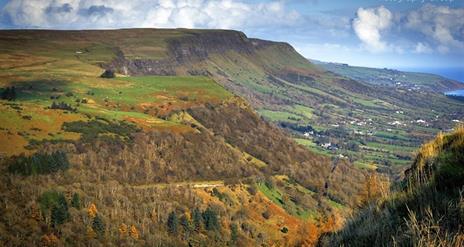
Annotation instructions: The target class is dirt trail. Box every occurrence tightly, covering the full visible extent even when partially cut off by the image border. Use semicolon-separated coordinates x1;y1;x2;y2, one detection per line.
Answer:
131;180;224;190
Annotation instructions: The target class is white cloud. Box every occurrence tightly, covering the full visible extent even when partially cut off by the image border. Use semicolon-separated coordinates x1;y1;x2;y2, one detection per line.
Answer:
1;0;300;30
352;5;392;52
406;4;464;54
414;42;433;54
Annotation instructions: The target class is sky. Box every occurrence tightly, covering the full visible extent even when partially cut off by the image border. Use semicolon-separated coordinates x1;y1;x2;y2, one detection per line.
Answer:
0;0;463;75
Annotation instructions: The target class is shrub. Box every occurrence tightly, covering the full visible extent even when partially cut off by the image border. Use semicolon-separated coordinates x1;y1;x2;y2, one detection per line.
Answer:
100;69;115;78
1;86;16;101
262;210;271;219
50;101;76;112
212;188;225;201
63;119;140;143
247;183;258;195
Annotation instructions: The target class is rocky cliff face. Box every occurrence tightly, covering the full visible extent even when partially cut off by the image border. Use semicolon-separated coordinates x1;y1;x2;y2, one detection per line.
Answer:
107;30;297;76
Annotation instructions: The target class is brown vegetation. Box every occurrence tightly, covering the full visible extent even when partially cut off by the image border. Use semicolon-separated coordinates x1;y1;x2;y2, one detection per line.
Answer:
322;125;464;247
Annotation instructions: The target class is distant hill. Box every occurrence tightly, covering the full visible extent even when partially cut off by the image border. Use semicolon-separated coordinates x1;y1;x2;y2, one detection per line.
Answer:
311;59;464;92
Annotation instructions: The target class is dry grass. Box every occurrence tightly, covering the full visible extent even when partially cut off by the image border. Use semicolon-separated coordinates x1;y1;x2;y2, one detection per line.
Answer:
322;126;464;247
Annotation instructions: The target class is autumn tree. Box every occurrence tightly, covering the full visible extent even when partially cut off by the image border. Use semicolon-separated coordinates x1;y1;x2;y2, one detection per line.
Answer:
129;225;139;240
88;203;97;218
119;223;128;238
297;221;319;247
40;233;59;247
358;172;388;206
321;214;337;233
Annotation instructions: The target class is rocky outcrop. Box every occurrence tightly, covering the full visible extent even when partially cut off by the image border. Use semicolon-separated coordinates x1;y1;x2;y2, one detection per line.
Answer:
106;30;295;76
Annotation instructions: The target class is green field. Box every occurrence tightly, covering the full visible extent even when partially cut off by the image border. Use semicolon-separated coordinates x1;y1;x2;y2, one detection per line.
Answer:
0;47;232;155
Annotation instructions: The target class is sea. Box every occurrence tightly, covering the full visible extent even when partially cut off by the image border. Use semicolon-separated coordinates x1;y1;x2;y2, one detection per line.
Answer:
395;67;464;97
395;67;464;84
445;89;464;97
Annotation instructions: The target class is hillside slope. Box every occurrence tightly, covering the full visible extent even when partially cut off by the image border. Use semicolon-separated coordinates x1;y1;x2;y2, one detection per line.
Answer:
321;125;464;247
0;29;367;246
2;29;463;173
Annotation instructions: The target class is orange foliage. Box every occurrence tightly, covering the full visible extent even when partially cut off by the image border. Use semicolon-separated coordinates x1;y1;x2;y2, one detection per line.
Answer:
297;213;342;247
119;223;128;237
40;233;59;247
130;225;139;239
321;214;341;233
298;222;319;247
358;172;387;206
87;203;97;218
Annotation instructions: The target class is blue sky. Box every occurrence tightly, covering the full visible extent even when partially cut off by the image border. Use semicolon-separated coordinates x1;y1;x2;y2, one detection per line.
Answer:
0;0;463;71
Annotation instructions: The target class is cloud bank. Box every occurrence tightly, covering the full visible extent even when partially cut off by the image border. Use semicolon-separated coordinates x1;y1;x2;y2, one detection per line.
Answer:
1;0;300;30
352;4;464;55
406;4;464;54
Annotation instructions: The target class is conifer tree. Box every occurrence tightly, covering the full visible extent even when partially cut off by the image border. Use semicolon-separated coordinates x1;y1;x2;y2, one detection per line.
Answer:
51;193;70;227
192;208;202;232
92;215;105;236
167;211;178;234
180;214;192;239
203;207;220;231
71;193;81;209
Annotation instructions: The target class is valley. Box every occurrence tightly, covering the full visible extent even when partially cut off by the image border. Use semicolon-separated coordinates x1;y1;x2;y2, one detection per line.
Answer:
0;28;462;246
0;29;366;246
